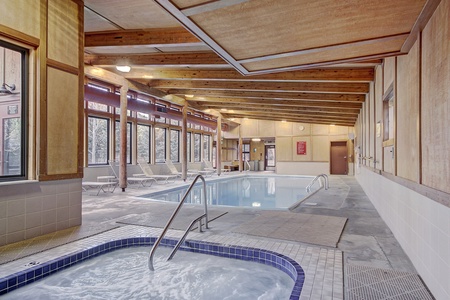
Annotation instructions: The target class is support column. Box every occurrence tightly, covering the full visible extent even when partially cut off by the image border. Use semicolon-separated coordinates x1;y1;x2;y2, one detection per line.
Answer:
216;116;222;176
238;125;243;172
119;85;128;191
181;104;188;181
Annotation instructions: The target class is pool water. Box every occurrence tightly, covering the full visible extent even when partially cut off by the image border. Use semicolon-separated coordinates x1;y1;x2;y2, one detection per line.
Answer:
3;247;294;300
140;175;317;209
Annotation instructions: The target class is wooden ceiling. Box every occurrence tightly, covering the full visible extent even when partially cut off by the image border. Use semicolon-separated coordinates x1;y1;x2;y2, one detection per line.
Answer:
84;0;440;127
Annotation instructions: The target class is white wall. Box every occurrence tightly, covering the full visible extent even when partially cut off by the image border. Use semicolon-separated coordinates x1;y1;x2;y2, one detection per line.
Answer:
356;167;450;300
277;162;329;175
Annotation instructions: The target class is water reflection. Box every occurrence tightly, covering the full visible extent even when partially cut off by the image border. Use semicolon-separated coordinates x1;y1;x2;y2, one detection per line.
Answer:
140;176;316;209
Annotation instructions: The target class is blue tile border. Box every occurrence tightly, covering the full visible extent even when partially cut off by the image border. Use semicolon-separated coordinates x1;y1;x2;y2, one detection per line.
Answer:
0;237;305;299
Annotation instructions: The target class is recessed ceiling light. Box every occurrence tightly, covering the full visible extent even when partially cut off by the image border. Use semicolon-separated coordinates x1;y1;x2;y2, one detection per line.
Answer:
116;65;131;72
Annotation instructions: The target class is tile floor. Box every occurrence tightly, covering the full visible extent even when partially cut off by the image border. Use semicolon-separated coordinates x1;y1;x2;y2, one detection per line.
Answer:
0;173;434;299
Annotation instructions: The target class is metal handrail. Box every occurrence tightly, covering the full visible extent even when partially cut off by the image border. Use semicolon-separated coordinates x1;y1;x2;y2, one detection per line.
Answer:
306;174;329;193
148;174;208;271
244;160;251;171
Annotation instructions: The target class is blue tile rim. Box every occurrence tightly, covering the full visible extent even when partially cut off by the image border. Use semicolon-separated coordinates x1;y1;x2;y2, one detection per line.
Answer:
0;237;305;299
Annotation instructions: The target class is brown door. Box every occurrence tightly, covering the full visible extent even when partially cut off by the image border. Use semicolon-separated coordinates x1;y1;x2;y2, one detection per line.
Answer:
330;141;348;175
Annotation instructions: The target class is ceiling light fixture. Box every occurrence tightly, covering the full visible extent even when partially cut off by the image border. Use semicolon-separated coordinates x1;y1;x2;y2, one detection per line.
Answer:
252;138;261;142
116;65;131;72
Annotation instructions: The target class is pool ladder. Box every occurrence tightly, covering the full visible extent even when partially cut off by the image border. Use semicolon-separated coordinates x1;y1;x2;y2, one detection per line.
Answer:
148;174;209;271
306;174;329;193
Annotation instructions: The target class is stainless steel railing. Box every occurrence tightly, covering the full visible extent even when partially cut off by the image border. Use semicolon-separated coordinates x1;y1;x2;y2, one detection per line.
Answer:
148;174;208;271
306;174;329;193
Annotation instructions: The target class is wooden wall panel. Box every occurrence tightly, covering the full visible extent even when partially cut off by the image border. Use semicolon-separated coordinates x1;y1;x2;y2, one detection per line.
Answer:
48;0;79;68
46;68;79;175
240;118;258;137
312;136;329;161
329;125;349;136
374;65;383;169
292;136;312;161
275;122;293;136
363;102;370;164
421;0;450;193
383;57;396;93
397;39;420;183
0;0;40;38
276;136;292;161
312;124;329;135
293;123;311;136
368;82;375;159
258;120;275;137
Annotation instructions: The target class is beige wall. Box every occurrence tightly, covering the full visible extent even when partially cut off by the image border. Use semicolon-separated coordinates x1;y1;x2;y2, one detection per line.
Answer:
0;0;84;245
355;1;450;298
228;119;353;175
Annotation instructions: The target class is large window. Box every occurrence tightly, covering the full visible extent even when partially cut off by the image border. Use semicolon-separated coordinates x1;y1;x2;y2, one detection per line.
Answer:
137;124;151;162
115;121;131;163
242;143;250;162
194;133;201;162
203;135;211;161
88;117;109;165
170;129;180;162
0;42;26;179
187;132;191;162
155;127;166;163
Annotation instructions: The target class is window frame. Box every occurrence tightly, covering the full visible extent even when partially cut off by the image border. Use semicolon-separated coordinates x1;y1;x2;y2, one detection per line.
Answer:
0;41;28;181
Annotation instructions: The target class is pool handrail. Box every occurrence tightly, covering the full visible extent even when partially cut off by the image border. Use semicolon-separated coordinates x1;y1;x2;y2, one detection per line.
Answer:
306;174;329;193
148;174;208;271
244;159;251;171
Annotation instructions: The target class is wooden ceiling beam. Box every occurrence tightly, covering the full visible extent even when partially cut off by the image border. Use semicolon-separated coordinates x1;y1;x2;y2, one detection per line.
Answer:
222;110;357;120
201;104;360;114
148;80;370;93
188;97;362;109
84;52;226;66
85;28;201;47
222;113;355;126
169;89;366;102
125;68;374;82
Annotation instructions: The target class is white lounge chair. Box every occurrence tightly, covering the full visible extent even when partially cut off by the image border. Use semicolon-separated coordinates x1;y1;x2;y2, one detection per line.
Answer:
82;181;118;195
136;158;178;184
165;160;197;179
108;160;156;188
203;159;230;174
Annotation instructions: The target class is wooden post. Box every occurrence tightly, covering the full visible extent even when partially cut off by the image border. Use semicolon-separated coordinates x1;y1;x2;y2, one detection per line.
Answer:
216;116;222;176
181;104;188;181
119;85;128;191
238;125;243;172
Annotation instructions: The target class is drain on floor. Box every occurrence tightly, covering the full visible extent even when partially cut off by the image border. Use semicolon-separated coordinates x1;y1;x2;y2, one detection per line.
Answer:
345;264;435;300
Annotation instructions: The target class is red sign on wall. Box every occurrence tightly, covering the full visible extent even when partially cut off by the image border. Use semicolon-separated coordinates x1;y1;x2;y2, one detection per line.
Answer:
297;141;307;155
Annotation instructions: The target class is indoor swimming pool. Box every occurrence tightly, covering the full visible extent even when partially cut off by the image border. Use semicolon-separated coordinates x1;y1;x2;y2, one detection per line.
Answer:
140;175;319;209
0;237;304;299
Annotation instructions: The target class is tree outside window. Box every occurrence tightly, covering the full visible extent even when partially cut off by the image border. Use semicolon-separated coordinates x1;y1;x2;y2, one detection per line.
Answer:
137;124;150;162
155;127;166;163
0;43;26;180
170;129;180;162
203;135;211;161
88;116;109;165
194;133;201;162
187;132;191;162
